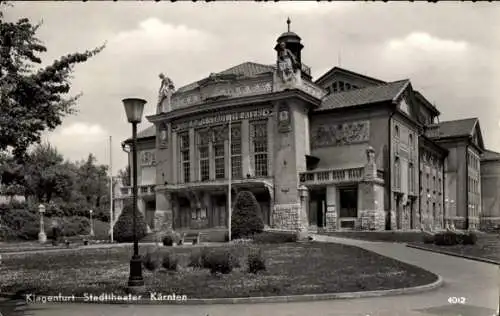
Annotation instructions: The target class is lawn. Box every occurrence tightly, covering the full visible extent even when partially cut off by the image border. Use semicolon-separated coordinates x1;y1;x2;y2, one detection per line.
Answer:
0;242;438;298
408;232;500;263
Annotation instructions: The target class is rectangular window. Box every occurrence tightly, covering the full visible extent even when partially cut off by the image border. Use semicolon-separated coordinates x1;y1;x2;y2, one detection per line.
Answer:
332;82;338;93
214;143;225;179
251;121;268;177
230;124;242;179
197;129;210;181
408;163;414;193
179;132;190;183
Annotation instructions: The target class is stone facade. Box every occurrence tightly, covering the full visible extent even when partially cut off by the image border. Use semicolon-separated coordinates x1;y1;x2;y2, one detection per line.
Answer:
324;210;337;232
272;203;302;231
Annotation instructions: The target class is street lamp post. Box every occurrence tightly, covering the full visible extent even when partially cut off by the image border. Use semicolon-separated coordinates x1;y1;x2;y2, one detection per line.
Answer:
123;97;146;292
38;204;46;243
89;209;95;236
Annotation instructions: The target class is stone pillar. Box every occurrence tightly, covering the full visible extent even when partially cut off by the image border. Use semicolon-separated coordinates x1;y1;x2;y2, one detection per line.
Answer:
325;185;338;232
155;191;173;232
359;146;385;231
297;185;309;240
137;197;151;233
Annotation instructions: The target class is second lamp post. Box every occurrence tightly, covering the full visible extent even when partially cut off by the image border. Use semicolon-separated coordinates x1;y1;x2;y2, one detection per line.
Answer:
123;97;147;292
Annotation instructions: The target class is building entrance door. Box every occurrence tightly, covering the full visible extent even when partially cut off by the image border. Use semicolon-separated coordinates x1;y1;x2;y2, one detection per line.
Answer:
211;195;226;228
309;188;326;228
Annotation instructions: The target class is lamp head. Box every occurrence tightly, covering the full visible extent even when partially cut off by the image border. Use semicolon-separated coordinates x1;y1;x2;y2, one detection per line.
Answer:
123;98;147;124
38;204;45;213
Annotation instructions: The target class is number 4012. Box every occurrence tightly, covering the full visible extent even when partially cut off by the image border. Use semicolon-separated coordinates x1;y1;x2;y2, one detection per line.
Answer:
448;296;466;304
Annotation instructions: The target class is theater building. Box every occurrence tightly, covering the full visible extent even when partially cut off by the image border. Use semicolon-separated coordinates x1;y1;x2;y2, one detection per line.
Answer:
113;22;500;236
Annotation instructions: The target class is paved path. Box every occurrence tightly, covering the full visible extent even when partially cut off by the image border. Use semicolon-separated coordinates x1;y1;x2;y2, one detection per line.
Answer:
2;235;498;316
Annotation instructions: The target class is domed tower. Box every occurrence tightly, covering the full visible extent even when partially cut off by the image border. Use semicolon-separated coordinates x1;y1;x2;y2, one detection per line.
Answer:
274;18;311;80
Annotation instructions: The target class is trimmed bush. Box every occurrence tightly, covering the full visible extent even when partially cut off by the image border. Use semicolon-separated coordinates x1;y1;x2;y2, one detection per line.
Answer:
112;202;147;243
162;253;179;271
253;231;297;244
143;251;161;272
231;191;264;239
162;235;174;247
203;248;238;275
422;233;435;244
188;247;210;269
434;231;458;246
462;231;478;245
247;248;266;274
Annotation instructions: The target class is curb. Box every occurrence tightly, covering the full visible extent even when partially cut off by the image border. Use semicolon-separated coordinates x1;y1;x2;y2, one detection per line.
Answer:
406;244;500;265
0;275;444;305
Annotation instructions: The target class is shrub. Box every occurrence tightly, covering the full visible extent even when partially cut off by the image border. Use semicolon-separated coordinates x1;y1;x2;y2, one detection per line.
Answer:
434;231;458;246
462;231;477;245
231;191;264;239
113;202;148;243
203;248;237;275
188;249;206;269
162;253;179;271
162;235;174;247
247;248;266;274
422;233;435;244
253;231;297;244
143;251;161;272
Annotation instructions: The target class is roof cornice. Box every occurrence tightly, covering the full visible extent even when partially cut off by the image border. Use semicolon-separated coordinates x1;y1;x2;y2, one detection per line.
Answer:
147;89;322;123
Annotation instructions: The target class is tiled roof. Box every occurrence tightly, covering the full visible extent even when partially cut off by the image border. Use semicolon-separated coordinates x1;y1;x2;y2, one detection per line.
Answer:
176;62;275;93
427;118;477;139
482;149;500;161
125;125;155;142
316;79;409;111
315;66;387;85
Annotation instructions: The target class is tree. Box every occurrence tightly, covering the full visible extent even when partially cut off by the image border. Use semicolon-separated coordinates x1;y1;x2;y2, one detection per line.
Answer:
76;154;109;208
21;142;76;203
117;166;131;186
231;191;264;239
0;2;105;161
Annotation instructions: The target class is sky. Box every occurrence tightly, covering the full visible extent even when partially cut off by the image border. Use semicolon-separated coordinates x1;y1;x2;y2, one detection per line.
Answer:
4;2;500;174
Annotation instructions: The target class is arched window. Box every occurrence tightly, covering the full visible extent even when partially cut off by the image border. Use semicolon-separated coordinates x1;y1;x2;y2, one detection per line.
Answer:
394;125;400;138
394;157;400;189
409;133;413;148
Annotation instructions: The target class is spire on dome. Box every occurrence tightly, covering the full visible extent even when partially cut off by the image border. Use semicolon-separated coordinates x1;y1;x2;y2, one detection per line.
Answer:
287;17;291;32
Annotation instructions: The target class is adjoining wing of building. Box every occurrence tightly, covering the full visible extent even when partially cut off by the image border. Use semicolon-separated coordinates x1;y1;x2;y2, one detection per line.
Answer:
113;23;500;237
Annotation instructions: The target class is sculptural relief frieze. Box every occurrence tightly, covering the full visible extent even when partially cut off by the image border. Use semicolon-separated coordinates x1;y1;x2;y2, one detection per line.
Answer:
171;80;273;110
311;120;370;148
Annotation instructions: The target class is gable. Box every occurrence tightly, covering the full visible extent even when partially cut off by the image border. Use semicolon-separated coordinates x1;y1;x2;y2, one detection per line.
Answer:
315;67;386;95
472;120;485;150
399;95;411;116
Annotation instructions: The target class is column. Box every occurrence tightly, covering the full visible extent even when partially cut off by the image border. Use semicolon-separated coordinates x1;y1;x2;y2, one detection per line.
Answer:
241;120;250;177
155;191;173;232
325;185;338;232
189;128;195;182
137;197;151;233
171;132;178;183
267;118;274;176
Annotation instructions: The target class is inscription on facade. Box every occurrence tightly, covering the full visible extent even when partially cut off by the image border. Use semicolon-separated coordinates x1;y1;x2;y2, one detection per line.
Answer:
311;120;370;148
172;108;273;131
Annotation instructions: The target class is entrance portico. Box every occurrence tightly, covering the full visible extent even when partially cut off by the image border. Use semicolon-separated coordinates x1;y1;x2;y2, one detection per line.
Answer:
154;178;274;232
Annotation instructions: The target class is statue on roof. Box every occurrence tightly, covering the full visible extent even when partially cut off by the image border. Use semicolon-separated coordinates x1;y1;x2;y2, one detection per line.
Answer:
157;73;175;113
277;41;300;83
